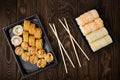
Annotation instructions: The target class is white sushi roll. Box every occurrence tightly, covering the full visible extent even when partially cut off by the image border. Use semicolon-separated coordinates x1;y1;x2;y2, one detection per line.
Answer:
89;9;99;19
86;27;108;43
89;35;113;52
11;36;22;46
13;25;23;35
79;26;90;36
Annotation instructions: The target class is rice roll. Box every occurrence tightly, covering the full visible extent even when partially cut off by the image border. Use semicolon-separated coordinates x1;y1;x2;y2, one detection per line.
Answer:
11;36;22;46
95;18;104;28
37;49;46;58
37;59;47;68
15;47;24;55
21;52;30;62
21;42;29;50
81;22;97;35
13;25;23;35
83;12;94;23
79;19;104;36
28;47;37;55
29;55;38;64
89;9;99;19
34;28;42;39
76;15;86;26
29;36;35;46
89;35;113;52
79;25;91;36
29;23;35;35
36;39;43;49
23;31;29;42
44;53;54;63
87;22;97;31
86;27;108;43
23;20;30;31
79;22;96;36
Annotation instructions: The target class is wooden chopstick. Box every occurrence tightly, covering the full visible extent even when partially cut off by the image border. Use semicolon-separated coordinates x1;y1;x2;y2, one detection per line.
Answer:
72;36;90;60
59;19;81;67
63;18;90;61
52;24;75;68
49;23;75;73
59;18;90;63
49;23;68;73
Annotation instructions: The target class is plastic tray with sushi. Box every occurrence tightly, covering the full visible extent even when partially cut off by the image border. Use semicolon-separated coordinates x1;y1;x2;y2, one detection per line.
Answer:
73;7;113;54
2;14;58;78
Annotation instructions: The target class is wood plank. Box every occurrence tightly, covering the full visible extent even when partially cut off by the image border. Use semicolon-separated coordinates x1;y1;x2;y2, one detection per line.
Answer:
0;0;17;80
98;0;120;80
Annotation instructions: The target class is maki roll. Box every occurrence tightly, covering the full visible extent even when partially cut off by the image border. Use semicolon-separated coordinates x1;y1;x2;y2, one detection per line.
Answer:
89;35;113;52
11;36;22;46
86;27;108;43
13;25;23;35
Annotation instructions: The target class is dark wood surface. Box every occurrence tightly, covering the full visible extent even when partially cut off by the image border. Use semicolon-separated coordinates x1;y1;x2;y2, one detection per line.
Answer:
0;0;120;80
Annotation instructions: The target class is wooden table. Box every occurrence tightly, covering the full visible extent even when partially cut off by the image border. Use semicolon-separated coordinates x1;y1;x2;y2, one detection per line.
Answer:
0;0;120;80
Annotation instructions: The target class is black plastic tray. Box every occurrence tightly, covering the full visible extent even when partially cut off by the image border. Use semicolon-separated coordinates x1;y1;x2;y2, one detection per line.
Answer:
3;14;58;78
73;7;113;54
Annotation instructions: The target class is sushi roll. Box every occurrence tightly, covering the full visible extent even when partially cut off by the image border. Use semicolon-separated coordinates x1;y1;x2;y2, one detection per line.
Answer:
95;18;104;28
29;36;35;46
23;20;30;31
29;54;39;64
11;36;22;46
76;12;93;26
80;20;104;36
37;49;46;58
89;35;113;52
76;10;99;26
36;39;43;49
86;27;108;43
21;42;29;50
29;23;35;35
23;31;29;42
85;22;97;32
21;52;30;62
28;47;38;55
83;12;94;23
79;25;91;36
15;47;24;55
13;25;23;35
80;22;97;35
34;28;42;39
44;53;54;63
76;14;86;26
37;59;47;68
89;9;99;19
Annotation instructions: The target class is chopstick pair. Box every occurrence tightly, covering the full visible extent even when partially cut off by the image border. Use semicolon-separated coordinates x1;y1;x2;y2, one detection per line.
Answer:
49;23;75;73
58;18;90;67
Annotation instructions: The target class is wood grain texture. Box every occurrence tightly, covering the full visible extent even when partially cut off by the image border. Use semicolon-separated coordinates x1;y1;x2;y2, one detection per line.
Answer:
0;0;17;80
0;0;120;80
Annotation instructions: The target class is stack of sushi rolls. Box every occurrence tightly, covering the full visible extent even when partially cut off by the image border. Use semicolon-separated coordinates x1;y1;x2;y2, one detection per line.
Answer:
76;9;113;52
